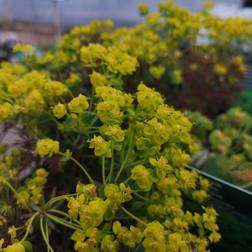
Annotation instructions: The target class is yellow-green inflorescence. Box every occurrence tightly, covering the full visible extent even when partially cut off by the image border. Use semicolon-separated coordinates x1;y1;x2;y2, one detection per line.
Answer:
0;75;220;251
1;1;244;250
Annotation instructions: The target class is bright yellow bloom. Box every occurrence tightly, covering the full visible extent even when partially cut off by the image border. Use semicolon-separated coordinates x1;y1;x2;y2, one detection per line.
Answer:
52;103;67;119
3;243;25;252
23;90;45;113
90;71;110;87
149;65;165;79
0;103;15;120
131;165;153;191
35;138;60;157
45;80;68;97
101;235;119;252
13;43;34;53
89;135;111;157
213;64;227;75
99;125;125;142
81;44;107;66
68;94;89;113
137;2;149;16
143;221;166;252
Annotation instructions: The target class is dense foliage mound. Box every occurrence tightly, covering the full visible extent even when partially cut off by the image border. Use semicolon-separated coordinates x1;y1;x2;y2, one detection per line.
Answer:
0;50;220;251
2;0;252;250
20;1;252;117
188;108;252;189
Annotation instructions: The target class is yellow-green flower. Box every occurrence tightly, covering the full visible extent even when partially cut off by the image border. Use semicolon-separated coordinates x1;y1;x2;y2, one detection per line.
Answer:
101;235;119;252
3;243;25;252
90;71;110;87
131;165;153;191
0;103;15;120
89;135;111;157
80;44;107;66
213;64;227;75
52;103;67;119
68;94;89;113
45;80;68;97
99;125;125;142
137;2;149;16
149;65;165;79
35;138;60;157
13;43;34;53
143;221;166;252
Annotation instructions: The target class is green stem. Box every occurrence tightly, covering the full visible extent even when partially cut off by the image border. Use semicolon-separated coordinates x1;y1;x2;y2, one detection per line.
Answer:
0;95;14;104
46;213;81;230
106;148;114;183
40;217;54;252
67;89;74;99
115;125;135;182
123;177;131;184
21;211;40;241
45;222;50;252
59;152;94;184
126;158;147;169
241;181;252;189
0;177;17;195
89;87;95;111
133;191;150;202
48;209;81;225
102;157;106;184
120;206;146;226
44;194;76;208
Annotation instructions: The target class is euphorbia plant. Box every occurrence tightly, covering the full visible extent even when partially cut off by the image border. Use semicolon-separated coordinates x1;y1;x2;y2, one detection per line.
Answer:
12;1;252;118
188;108;252;189
0;60;220;251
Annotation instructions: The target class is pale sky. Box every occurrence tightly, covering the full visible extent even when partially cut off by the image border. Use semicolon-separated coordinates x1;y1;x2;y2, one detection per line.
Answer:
0;0;246;25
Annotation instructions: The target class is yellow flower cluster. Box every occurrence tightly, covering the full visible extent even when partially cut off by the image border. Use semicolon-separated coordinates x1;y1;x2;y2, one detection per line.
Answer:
0;68;68;120
0;2;230;250
2;242;25;252
0;149;20;192
89;135;111;157
68;94;89;113
52;102;67;119
35;138;60;157
131;165;153;191
81;44;138;75
16;168;48;208
62;83;220;251
13;43;34;54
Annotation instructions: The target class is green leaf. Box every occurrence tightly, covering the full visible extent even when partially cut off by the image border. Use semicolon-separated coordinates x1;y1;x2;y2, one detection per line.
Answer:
102;223;112;234
239;162;252;171
60;149;72;162
104;204;114;221
22;241;33;252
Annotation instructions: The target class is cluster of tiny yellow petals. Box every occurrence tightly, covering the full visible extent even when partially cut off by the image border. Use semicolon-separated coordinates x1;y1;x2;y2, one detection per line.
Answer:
89;135;111;157
68;94;89;113
0;3;231;250
89;71;111;87
3;242;25;252
52;103;67;119
16;168;48;208
35;138;60;157
131;165;153;191
13;43;34;54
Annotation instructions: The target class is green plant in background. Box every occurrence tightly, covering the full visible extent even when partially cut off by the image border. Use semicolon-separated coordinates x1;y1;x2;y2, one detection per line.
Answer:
234;87;252;115
184;111;213;143
0;43;220;250
189;108;252;189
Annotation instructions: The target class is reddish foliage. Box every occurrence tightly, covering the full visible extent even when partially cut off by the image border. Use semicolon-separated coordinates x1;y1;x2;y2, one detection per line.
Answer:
173;48;244;117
